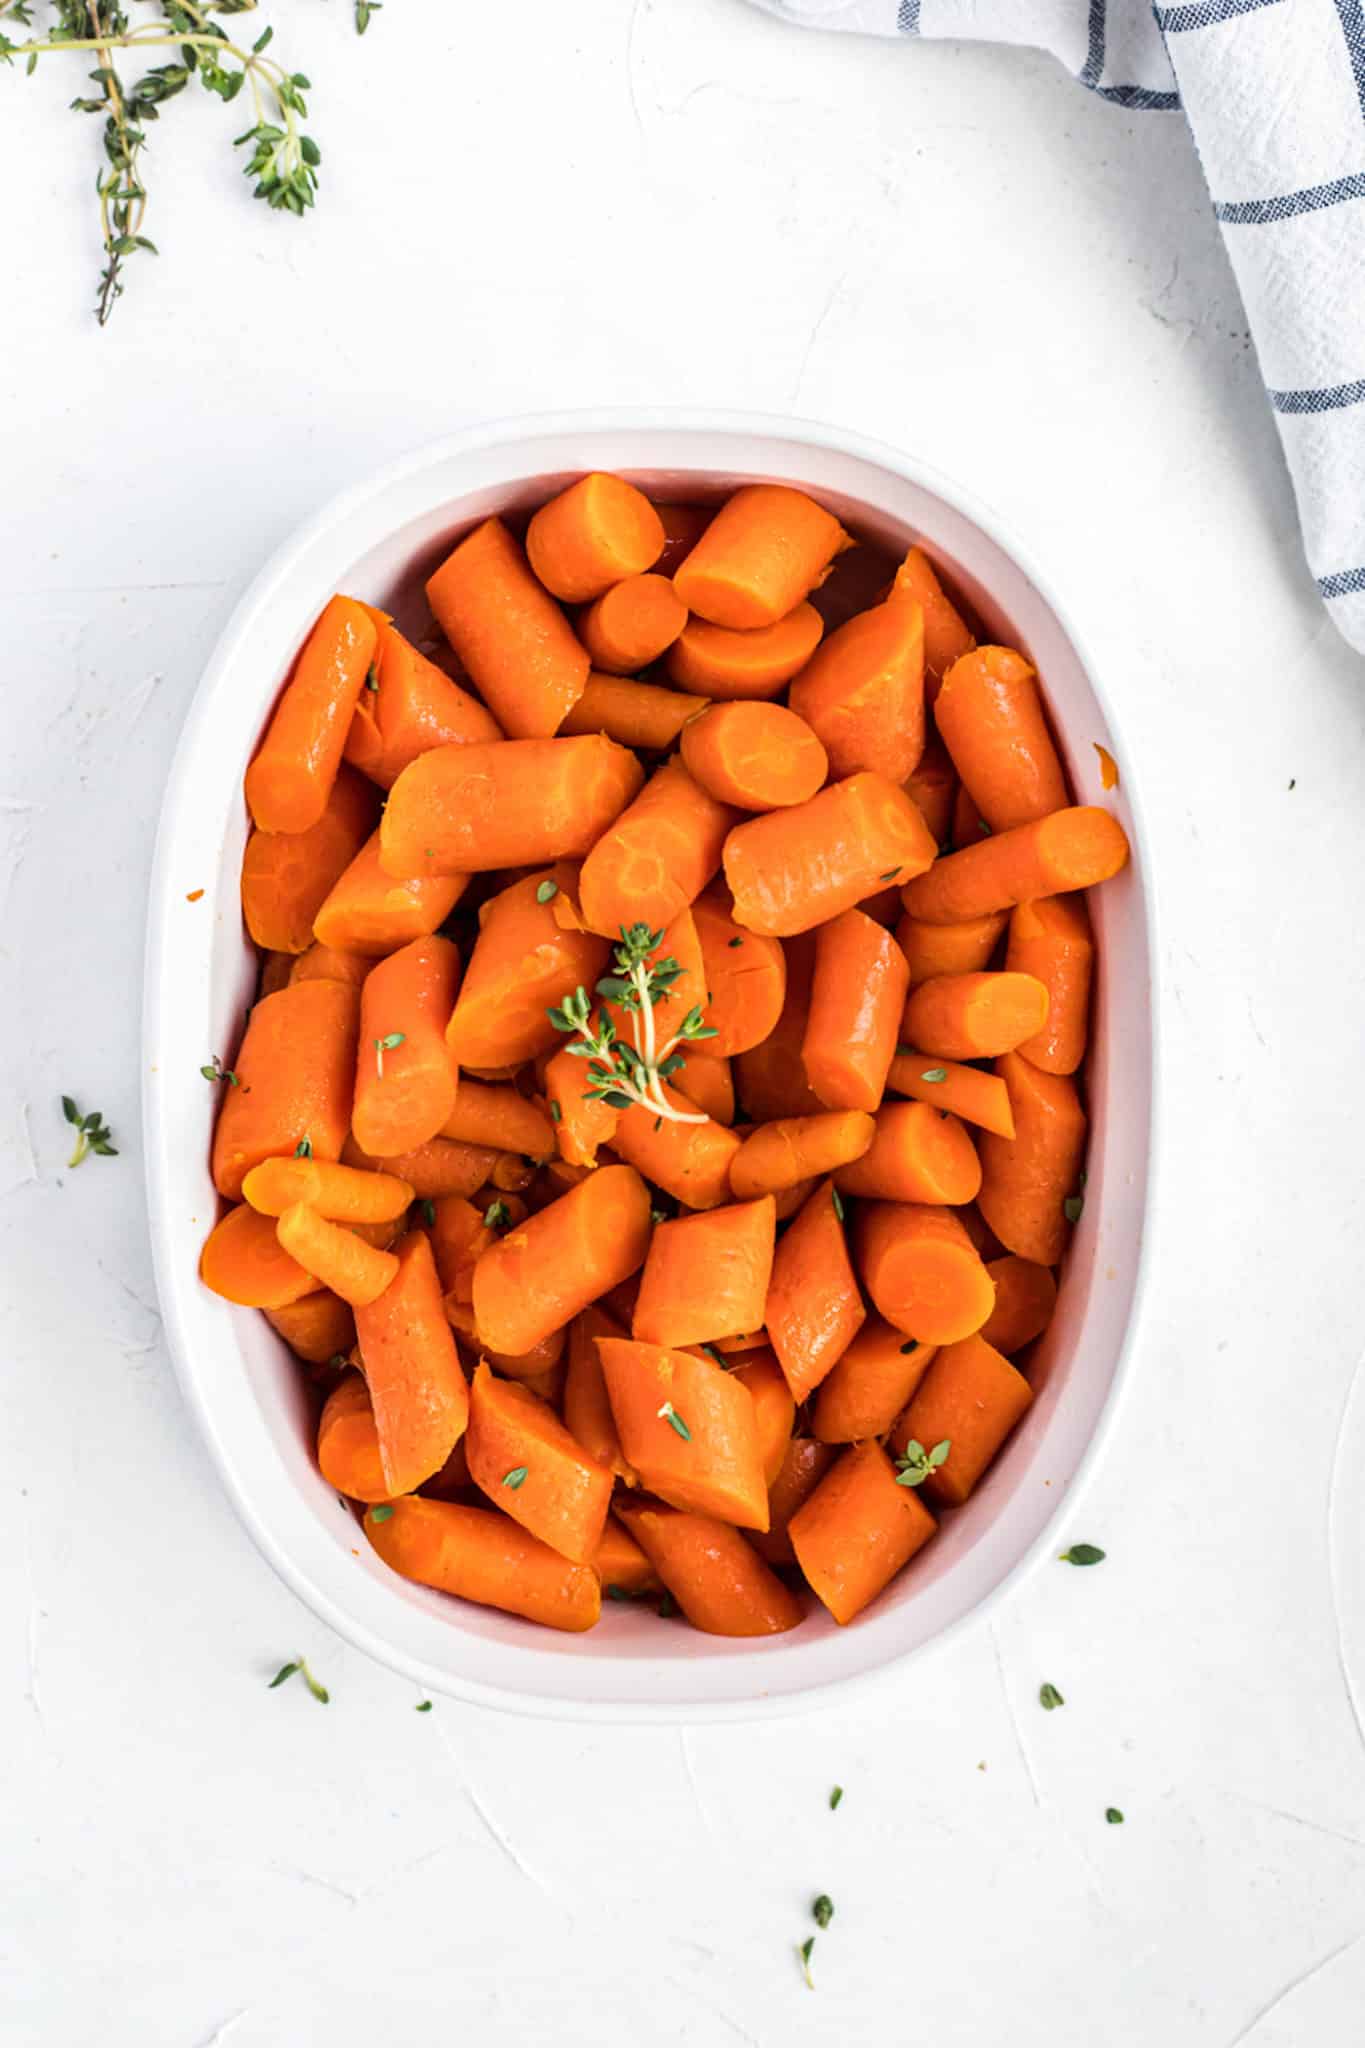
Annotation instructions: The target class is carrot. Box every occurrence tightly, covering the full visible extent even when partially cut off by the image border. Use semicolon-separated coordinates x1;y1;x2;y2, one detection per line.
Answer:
211;978;359;1200
264;1287;355;1363
671;1050;735;1125
312;829;468;957
900;806;1130;924
789;1440;936;1623
730;1111;874;1200
446;869;608;1069
578;758;737;937
596;1338;769;1529
977;1052;1086;1265
424;1194;489;1295
276;1203;399;1308
803;908;909;1111
345;623;501;789
901;970;1050;1061
787;594;925;783
593;1513;659;1595
383;734;644;882
895;908;1006;985
834;1101;981;1205
242;1156;413;1222
441;1080;555;1160
444;1294;565;1382
751;1437;838;1566
632;1195;776;1349
200;1202;320;1307
732;938;823;1122
244;596;380;834
344;1132;498;1201
352;934;462;1157
889;547;974;701
612;1089;742;1209
289;941;372;989
558;671;700;751
545;1044;619;1169
981;1256;1058;1353
727;1346;795;1486
691;893;786;1056
365;1495;600;1632
724;771;937;936
904;729;956;846
576;572;688;673
564;1304;636;1484
855;1203;994;1344
317;1373;391;1503
1006;894;1093;1074
673;484;848;629
613;1501;803;1636
811;1320;936;1443
679;701;828;812
892;1333;1033;1506
348;1229;467;1491
950;781;994;853
885;1050;1016;1139
935;645;1068;831
465;1363;612;1563
472;1162;652;1354
665;602;824;699
765;1180;866;1402
426;516;590;736
241;764;379;955
526;474;665;602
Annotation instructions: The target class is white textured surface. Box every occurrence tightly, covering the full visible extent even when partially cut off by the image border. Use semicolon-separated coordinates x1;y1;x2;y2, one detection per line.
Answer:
3;3;1365;2042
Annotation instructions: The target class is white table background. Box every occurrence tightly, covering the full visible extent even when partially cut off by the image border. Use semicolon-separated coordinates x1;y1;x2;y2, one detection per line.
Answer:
5;3;1365;2042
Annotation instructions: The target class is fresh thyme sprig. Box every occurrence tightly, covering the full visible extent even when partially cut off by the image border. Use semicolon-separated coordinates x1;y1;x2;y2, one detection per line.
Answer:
893;1437;949;1488
547;922;717;1127
61;1094;117;1166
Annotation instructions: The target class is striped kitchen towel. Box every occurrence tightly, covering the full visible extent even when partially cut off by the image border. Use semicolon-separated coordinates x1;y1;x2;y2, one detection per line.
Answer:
747;0;1365;656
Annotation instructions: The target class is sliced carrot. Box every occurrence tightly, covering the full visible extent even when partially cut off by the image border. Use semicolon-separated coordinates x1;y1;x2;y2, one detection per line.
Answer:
352;1230;468;1493
789;1440;936;1623
472;1162;652;1354
276;1202;399;1308
344;1131;497;1201
344;622;501;788
885;1050;1016;1138
855;1202;994;1345
427;1193;491;1297
381;735;643;881
558;671;700;751
673;485;848;629
900;806;1129;924
765;1179;866;1402
632;1195;776;1349
724;772;937;937
803;908;909;1112
526;474;665;602
811;1318;937;1444
732;937;824;1122
727;1346;795;1487
578;758;738;938
426;516;589;736
901;970;1050;1062
596;1338;769;1529
446;869;608;1069
1005;894;1093;1074
441;1080;555;1160
671;1050;735;1125
312;829;467;957
352;934;462;1157
241;764;379;954
888;547;974;702
200;1202;320;1308
576;573;688;673
680;701;828;812
545;1043;619;1169
264;1287;356;1363
665;602;825;699
242;1156;413;1222
834;1101;981;1205
895;908;1007;986
365;1495;601;1632
564;1304;636;1484
788;593;924;783
611;1089;742;1210
444;1294;565;1382
730;1110;873;1200
751;1437;839;1566
891;1333;1033;1506
211;978;359;1200
289;941;372;989
613;1500;803;1635
935;645;1068;831
980;1256;1058;1354
317;1373;391;1504
691;893;786;1056
245;595;379;834
977;1052;1086;1265
465;1362;612;1564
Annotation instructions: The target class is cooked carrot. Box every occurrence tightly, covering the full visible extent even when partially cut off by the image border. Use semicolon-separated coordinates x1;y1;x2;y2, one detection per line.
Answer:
732;938;823;1122
241;764;379;954
980;1256;1058;1353
889;547;974;701
365;1495;600;1632
680;701;828;812
950;782;994;853
289;941;372;990
558;671;700;751
526;474;665;602
346;1217;403;1251
900;806;1129;924
345;623;501;788
578;759;737;937
613;1500;803;1635
465;1363;612;1563
472;1162;652;1354
935;645;1068;831
713;1327;769;1355
275;1202;399;1307
264;1287;356;1363
765;1180;866;1402
426;1194;490;1296
441;1080;555;1160
803;908;909;1111
885;1050;1016;1139
665;602;825;699
352;934;462;1157
426;516;590;736
596;1339;768;1529
895;908;1007;986
489;1152;536;1193
811;1320;936;1443
724;772;937;936
317;1372;390;1503
593;1513;659;1595
691;893;786;1056
564;1304;636;1483
855;1203;994;1344
381;735;643;881
788;593;924;783
673;484;848;629
751;1437;838;1566
444;1294;565;1381
892;1333;1033;1506
904;729;957;846
258;950;293;998
344;1132;498;1201
545;1044;619;1169
312;829;467;957
612;1089;742;1209
977;1052;1086;1265
242;1156;413;1222
730;1111;873;1200
200;1202;320;1307
671;1050;735;1125
446;869;608;1069
244;595;379;834
789;1440;936;1623
576;573;688;673
834;1101;981;1205
727;1346;795;1486
351;1230;468;1491
1006;894;1093;1074
653;501;713;575
901;970;1050;1061
211;978;359;1200
633;1195;776;1349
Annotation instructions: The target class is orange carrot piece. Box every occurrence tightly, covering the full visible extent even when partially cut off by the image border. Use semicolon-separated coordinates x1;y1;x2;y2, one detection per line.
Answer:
978;1052;1086;1265
344;623;501;789
264;1287;356;1363
289;941;372;989
803;908;909;1112
465;1362;612;1563
950;782;993;854
242;1156;413;1222
352;1230;468;1492
980;1256;1057;1354
752;1437;838;1566
732;938;824;1122
889;547;974;702
611;1088;742;1210
564;1305;636;1484
578;758;738;937
365;1495;601;1631
673;485;848;630
724;771;937;937
835;1101;981;1205
312;829;467;957
446;869;608;1069
211;978;359;1200
472;1162;652;1355
241;764;379;954
352;934;461;1157
200;1202;320;1307
444;1293;564;1379
526;474;665;602
245;596;379;834
426;1194;491;1295
426;517;589;737
855;1202;994;1344
576;573;688;674
665;602;825;699
765;1180;866;1402
904;729;957;847
344;1132;497;1201
633;1195;776;1349
892;1333;1033;1505
1006;894;1093;1074
317;1373;391;1503
441;1080;555;1160
653;501;713;575
935;645;1068;831
382;735;643;881
596;1339;769;1529
613;1500;803;1635
730;1110;873;1200
691;893;787;1056
901;806;1129;924
593;1513;659;1595
789;1440;936;1623
885;1050;1016;1139
788;594;925;783
545;1044;619;1169
811;1319;936;1443
558;671;700;751
671;1050;735;1125
901;970;1050;1062
727;1346;795;1486
895;908;1007;986
276;1202;399;1308
680;701;828;813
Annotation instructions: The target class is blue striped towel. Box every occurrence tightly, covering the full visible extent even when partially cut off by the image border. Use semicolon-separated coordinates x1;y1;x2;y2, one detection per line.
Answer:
747;0;1365;655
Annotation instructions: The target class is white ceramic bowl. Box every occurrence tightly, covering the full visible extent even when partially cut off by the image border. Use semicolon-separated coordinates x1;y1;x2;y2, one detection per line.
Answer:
143;410;1156;1722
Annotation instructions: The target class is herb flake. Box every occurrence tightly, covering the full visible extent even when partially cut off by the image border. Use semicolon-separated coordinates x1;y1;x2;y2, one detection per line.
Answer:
1039;1681;1064;1712
1059;1543;1105;1567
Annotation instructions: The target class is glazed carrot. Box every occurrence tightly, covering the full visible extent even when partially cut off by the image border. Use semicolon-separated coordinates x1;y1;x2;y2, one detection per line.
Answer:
673;484;848;629
803;908;909;1111
289;941;371;989
276;1203;399;1308
788;593;925;783
855;1203;994;1344
576;573;688;673
633;1195;776;1348
671;1051;735;1125
317;1372;390;1503
977;1052;1086;1265
466;1363;612;1563
489;1152;536;1193
724;772;937;937
665;602;825;699
613;1500;803;1636
732;938;824;1122
950;781;993;853
811;1319;936;1443
258;950;293;998
352;934;462;1157
426;517;590;736
441;1080;555;1160
730;1111;873;1200
558;671;699;751
312;829;467;957
596;1339;769;1529
472;1162;652;1354
446;870;608;1069
594;1514;659;1595
381;735;643;881
727;1346;795;1486
526;474;665;602
691;893;786;1056
264;1287;356;1363
900;806;1129;924
242;1156;413;1222
211;978;359;1200
564;1305;636;1483
751;1437;838;1566
241;764;379;954
680;702;828;812
612;1090;742;1209
885;1050;1016;1139
425;1194;490;1296
935;645;1068;831
444;1294;565;1381
365;1495;601;1632
980;1256;1058;1354
895;908;1007;986
789;1440;936;1624
889;547;974;700
765;1180;866;1401
578;759;738;937
904;729;956;846
344;1132;498;1201
352;1230;468;1491
902;970;1050;1061
545;1044;619;1168
344;623;501;788
835;1101;981;1205
892;1333;1033;1506
653;501;713;575
1005;894;1093;1074
200;1202;320;1307
245;596;379;834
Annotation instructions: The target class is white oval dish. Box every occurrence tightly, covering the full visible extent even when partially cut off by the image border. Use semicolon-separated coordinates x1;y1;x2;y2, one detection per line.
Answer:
143;410;1156;1723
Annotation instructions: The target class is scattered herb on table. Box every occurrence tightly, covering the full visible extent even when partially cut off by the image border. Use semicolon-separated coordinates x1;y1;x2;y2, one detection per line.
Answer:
828;1784;843;1810
268;1656;328;1703
548;922;717;1126
894;1438;949;1488
61;1096;117;1166
797;1936;816;1990
1039;1681;1064;1711
1059;1543;1105;1567
812;1894;834;1929
415;1698;432;1712
1105;1806;1124;1824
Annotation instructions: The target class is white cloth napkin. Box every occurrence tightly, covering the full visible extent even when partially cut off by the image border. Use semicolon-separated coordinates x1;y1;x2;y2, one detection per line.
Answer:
748;0;1365;656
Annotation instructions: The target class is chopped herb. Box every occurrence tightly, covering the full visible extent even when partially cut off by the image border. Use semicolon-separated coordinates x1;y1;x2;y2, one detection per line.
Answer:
899;1340;919;1356
370;1504;395;1523
650;1207;668;1224
1288;778;1296;791
483;1200;511;1229
267;1661;299;1688
356;0;383;31
653;1114;663;1133
657;1400;691;1441
1059;1543;1105;1567
536;879;559;904
365;663;380;692
829;1785;844;1811
1039;1682;1064;1711
372;1031;405;1077
1063;1194;1084;1224
502;1466;529;1490
1105;1807;1124;1824
415;1699;432;1712
977;818;991;835
268;1657;329;1703
920;1067;948;1084
294;1137;312;1158
728;936;743;948
549;1100;562;1124
812;1894;834;1929
419;1198;436;1228
894;1438;950;1487
699;1344;723;1365
61;1096;117;1167
797;1937;816;1990
327;1353;350;1372
200;1057;239;1087
830;1187;845;1222
879;868;899;881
